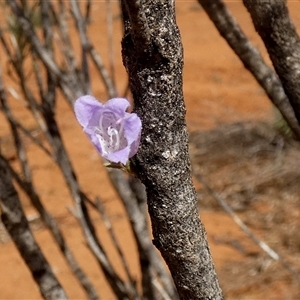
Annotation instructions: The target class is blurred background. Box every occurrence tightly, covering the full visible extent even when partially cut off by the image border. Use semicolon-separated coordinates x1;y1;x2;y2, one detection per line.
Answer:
0;1;300;299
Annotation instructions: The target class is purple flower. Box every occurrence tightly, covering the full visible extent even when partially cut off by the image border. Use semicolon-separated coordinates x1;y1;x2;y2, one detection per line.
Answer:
74;95;142;164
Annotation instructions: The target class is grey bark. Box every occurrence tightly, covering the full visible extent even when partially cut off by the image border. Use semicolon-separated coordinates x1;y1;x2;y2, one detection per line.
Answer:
0;156;68;300
121;1;223;299
198;0;300;140
243;0;300;125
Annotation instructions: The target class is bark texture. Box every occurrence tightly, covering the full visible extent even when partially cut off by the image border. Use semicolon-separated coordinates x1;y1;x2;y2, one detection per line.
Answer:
121;1;223;299
243;0;300;125
198;0;300;139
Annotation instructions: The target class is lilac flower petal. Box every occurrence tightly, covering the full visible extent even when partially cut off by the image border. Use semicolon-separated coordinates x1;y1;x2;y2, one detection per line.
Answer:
104;98;130;115
123;113;142;158
105;147;131;165
124;113;142;144
74;95;141;164
84;127;103;155
129;135;141;158
74;95;102;128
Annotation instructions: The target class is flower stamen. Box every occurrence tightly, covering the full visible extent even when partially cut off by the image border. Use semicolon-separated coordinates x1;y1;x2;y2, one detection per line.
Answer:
108;127;120;150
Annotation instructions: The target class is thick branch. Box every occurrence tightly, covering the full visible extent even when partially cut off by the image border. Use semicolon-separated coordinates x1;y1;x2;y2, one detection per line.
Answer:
198;0;300;139
121;1;223;299
243;0;300;125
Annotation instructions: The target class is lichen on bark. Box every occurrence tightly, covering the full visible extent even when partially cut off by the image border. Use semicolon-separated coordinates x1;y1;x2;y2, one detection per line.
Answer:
121;1;223;299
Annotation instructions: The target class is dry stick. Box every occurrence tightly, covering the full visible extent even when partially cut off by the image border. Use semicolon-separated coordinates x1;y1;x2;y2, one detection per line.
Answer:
0;157;68;300
89;47;117;99
84;0;92;25
7;0;82;99
127;176;174;299
69;0;91;95
107;169;178;300
193;169;300;282
88;196;140;299
243;0;300;126
198;0;300;140
0;33;51;157
5;37;50;139
1;94;30;180
49;1;78;80
0;34;51;154
70;0;116;100
106;0;116;89
0;10;60;138
128;176;147;214
47;1;83;103
11;117;51;157
53;0;115;102
0;153;100;300
152;278;172;300
8;1;61;78
92;192;177;300
84;170;172;300
127;176;175;299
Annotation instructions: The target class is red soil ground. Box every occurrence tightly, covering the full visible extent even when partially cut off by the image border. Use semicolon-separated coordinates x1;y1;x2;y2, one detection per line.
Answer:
1;2;300;299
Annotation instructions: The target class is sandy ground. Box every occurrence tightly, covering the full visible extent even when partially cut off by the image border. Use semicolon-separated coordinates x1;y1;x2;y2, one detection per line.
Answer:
0;2;300;299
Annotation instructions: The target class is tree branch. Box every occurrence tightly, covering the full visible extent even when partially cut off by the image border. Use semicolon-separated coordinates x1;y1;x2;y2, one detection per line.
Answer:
121;1;223;299
198;0;300;140
0;156;68;300
243;0;300;125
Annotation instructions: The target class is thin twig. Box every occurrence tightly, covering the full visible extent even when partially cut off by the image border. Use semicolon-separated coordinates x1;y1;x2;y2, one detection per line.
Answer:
50;1;78;77
84;0;92;25
0;155;68;300
89;46;117;99
193;168;300;282
0;152;100;300
69;0;91;95
106;0;116;88
0;87;30;181
87;195;140;299
153;278;173;300
8;0;82;99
